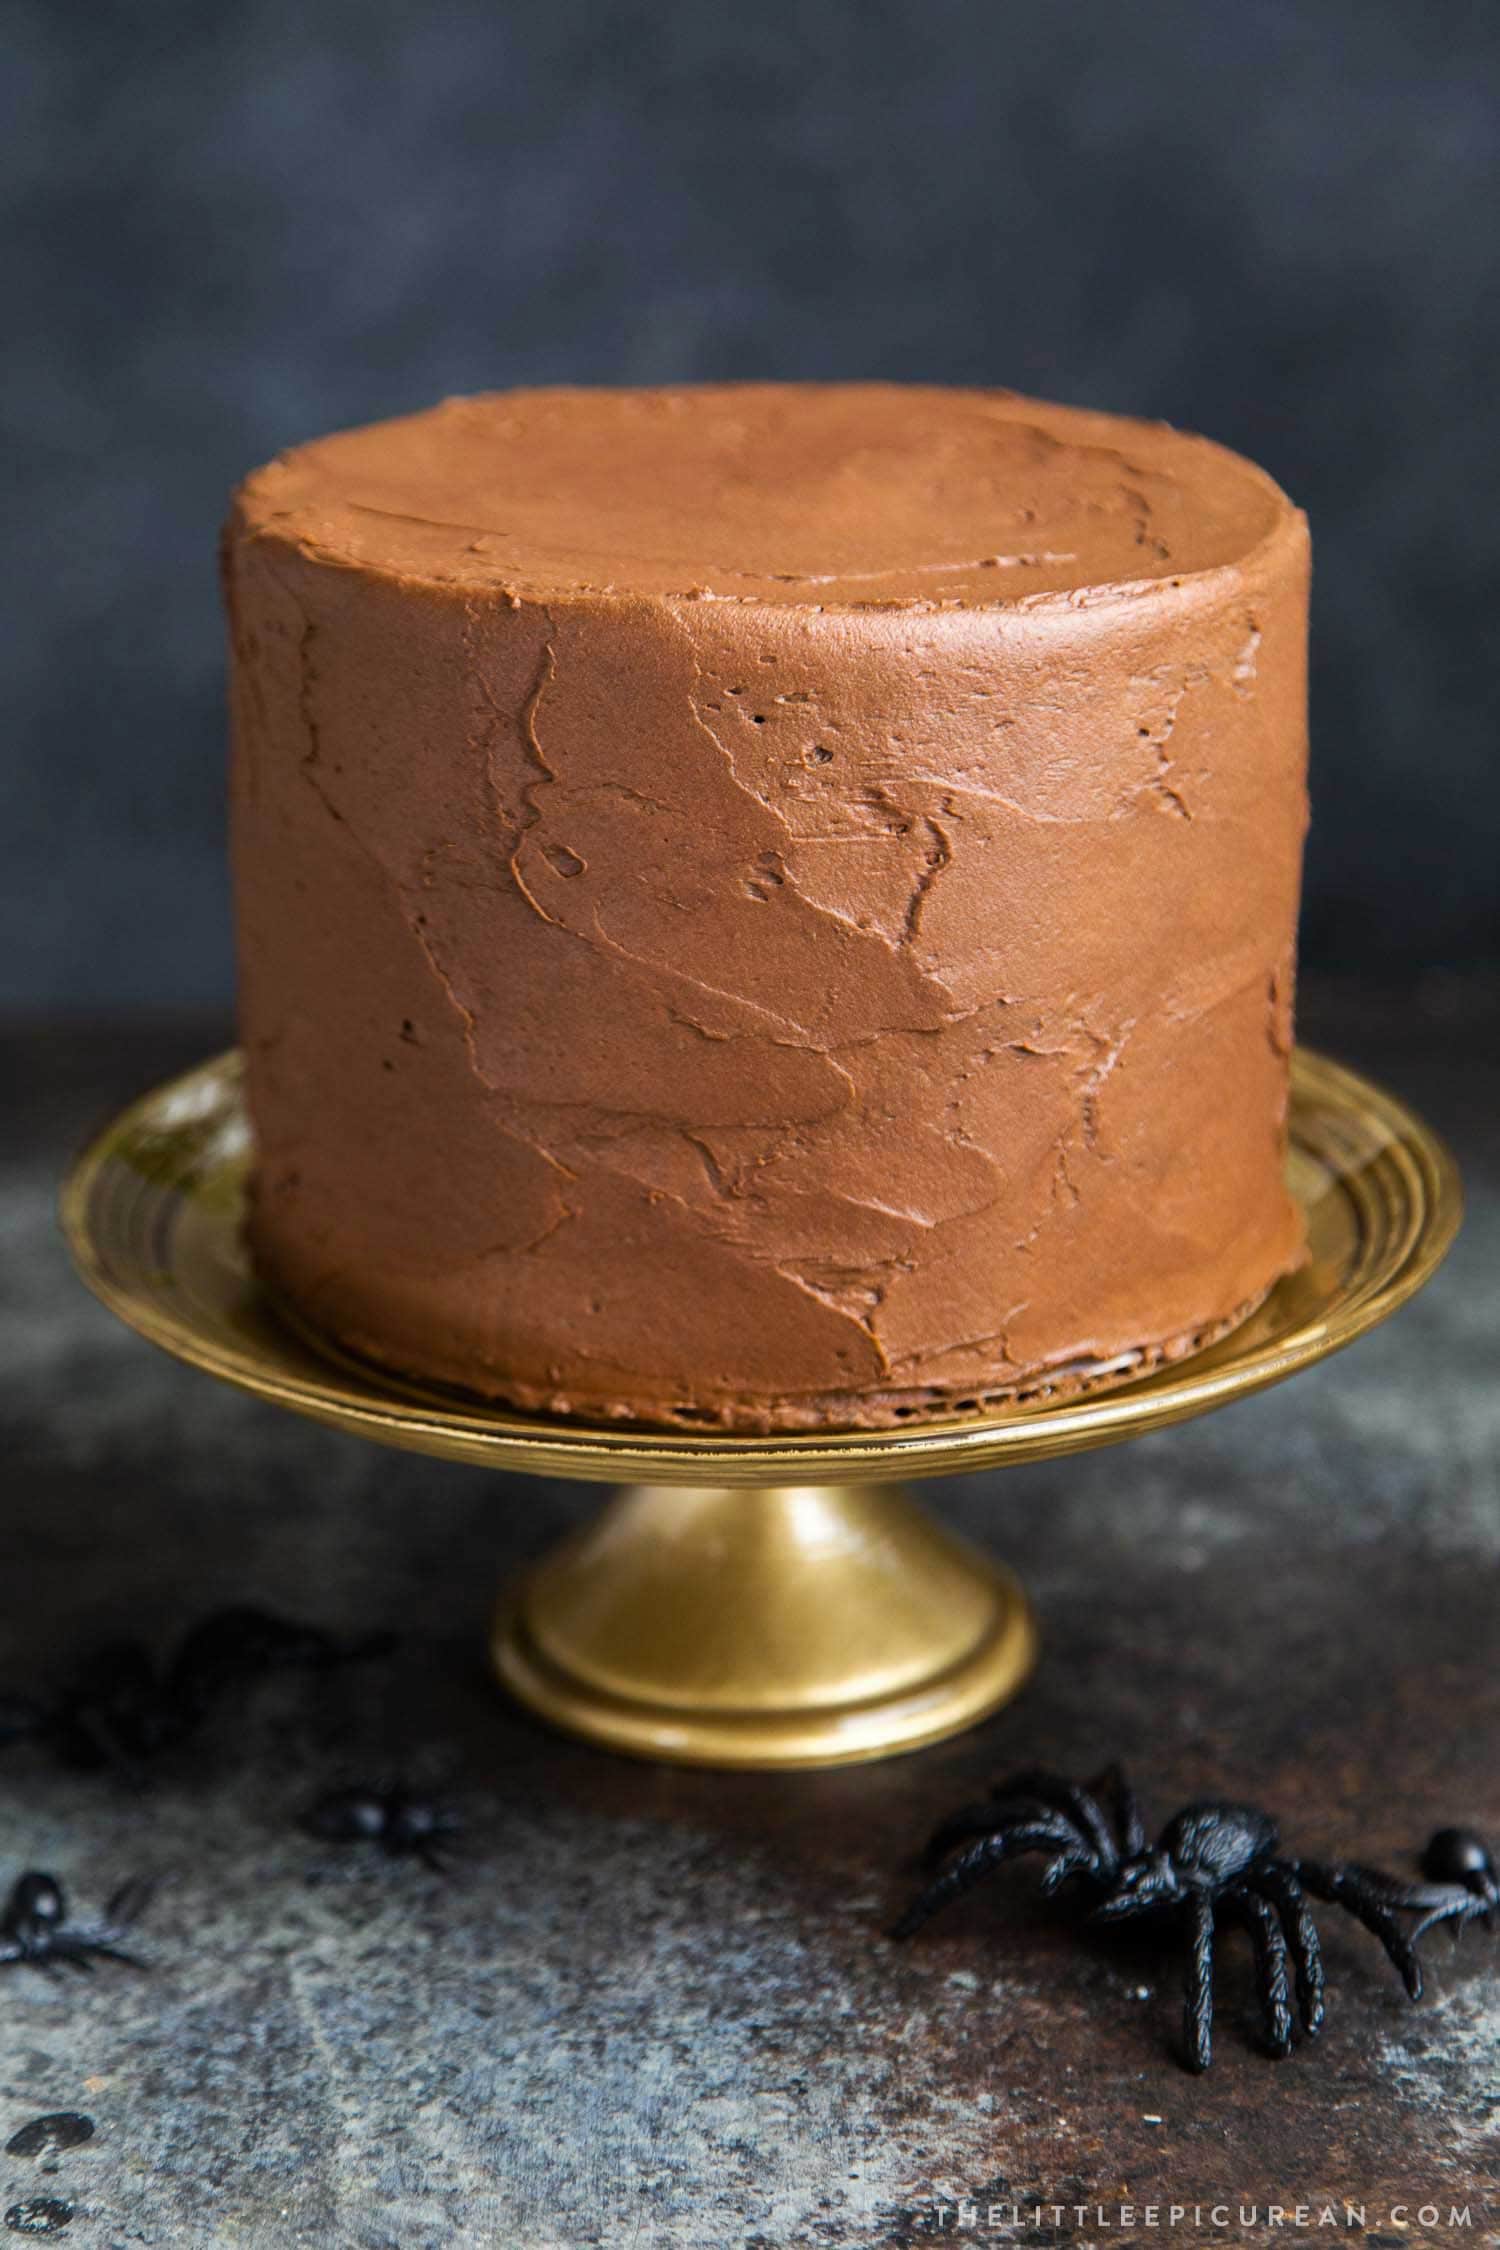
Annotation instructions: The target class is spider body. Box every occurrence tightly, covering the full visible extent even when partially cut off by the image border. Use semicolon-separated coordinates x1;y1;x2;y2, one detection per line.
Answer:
0;1606;391;1770
303;1788;461;1873
1411;1826;1499;1943
1091;1804;1280;1921
893;1768;1495;2071
0;1871;150;1974
1421;1826;1499;1904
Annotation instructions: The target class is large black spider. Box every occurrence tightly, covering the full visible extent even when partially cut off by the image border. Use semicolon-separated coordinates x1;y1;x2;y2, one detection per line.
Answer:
891;1767;1497;2071
0;1605;392;1770
0;1871;151;1975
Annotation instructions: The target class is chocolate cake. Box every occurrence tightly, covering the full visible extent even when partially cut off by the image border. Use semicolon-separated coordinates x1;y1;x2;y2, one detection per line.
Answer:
224;384;1310;1430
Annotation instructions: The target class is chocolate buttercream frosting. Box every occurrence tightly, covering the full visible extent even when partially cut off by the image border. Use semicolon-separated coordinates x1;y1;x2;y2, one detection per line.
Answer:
224;384;1310;1430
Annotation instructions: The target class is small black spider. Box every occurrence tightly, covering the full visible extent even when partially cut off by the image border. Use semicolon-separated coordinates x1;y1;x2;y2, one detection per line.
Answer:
892;1767;1498;2071
0;1871;151;1975
302;1787;462;1874
0;1605;392;1770
1415;1826;1500;1936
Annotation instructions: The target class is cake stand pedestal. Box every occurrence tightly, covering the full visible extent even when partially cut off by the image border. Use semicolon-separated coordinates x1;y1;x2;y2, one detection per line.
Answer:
61;1049;1459;1769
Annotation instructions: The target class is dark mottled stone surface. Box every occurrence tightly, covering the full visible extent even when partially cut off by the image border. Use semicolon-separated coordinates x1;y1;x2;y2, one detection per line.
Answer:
0;979;1496;2245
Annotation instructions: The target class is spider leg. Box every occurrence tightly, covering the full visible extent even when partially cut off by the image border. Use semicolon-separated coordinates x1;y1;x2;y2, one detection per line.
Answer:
413;1840;451;1877
52;1933;145;1971
1087;1765;1147;1858
1182;1890;1216;2073
1408;1891;1491;1949
892;1821;1084;1940
1038;1848;1096;1897
104;1876;155;1930
921;1800;1074;1870
1293;1861;1423;2000
1255;1867;1325;2038
1228;1886;1295;2057
996;1769;1120;1876
1371;1867;1497;1947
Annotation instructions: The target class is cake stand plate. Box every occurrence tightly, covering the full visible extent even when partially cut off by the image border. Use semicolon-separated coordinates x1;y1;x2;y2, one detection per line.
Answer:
61;1048;1460;1768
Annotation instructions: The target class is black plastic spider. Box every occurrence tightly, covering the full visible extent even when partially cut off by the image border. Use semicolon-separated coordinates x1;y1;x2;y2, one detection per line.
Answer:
892;1767;1498;2071
0;1871;151;1975
0;1605;392;1770
1415;1826;1500;1936
302;1787;462;1873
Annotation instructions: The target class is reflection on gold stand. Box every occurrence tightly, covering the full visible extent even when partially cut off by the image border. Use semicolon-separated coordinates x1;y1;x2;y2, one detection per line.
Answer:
61;1049;1459;1768
492;1482;1035;1766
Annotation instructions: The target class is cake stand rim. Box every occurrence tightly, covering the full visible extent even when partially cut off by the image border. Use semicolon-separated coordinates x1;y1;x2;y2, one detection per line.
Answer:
59;1043;1464;1486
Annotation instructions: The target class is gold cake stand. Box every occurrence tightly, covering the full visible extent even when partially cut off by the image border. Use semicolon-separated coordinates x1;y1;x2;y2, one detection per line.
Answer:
61;1047;1460;1770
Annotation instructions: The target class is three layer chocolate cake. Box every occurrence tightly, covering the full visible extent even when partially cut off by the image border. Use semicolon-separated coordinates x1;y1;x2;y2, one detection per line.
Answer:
224;384;1310;1429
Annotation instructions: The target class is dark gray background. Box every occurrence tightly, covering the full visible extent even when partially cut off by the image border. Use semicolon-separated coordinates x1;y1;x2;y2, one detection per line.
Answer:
6;0;1498;1008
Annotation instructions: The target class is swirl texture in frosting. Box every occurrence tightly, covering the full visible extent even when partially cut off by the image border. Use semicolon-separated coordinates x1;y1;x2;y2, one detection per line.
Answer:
225;384;1309;1429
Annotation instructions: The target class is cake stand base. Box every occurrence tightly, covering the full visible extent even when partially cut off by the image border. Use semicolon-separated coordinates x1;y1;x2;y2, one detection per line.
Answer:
490;1481;1036;1767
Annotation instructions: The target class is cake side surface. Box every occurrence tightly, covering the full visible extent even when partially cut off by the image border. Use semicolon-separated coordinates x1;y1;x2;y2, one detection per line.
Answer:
225;383;1310;1431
